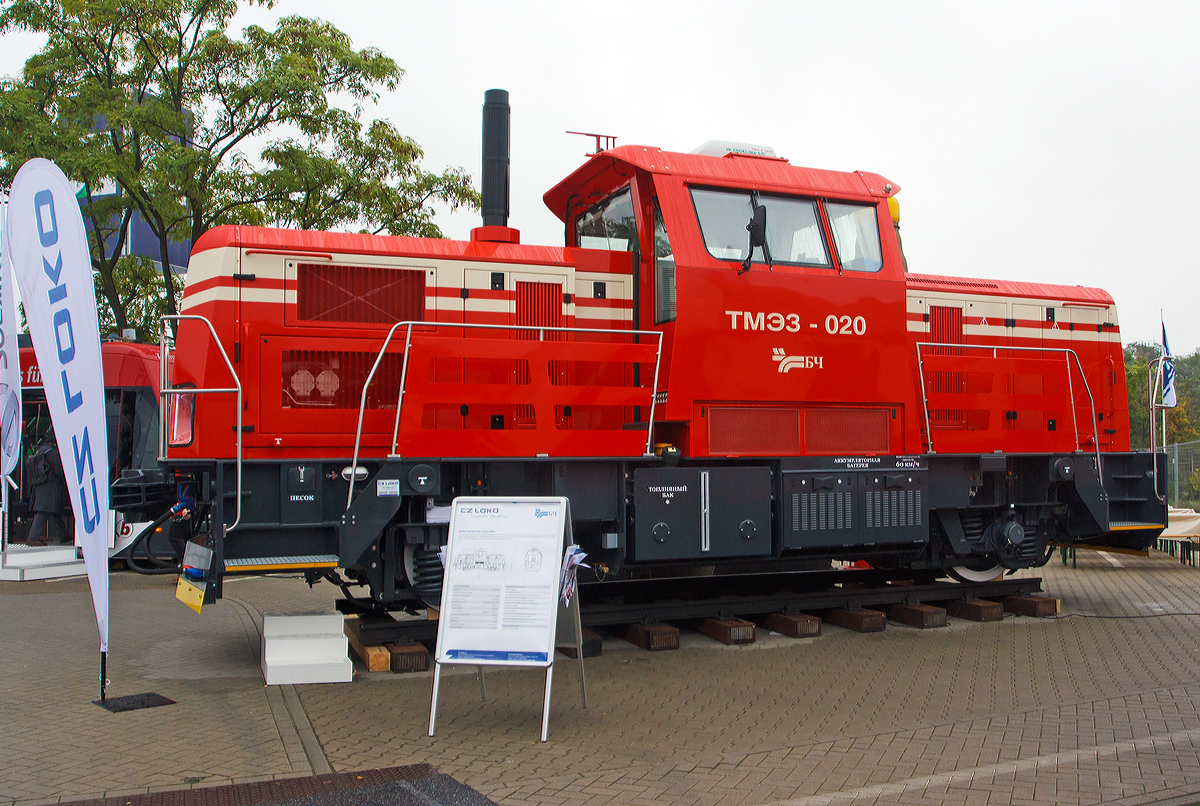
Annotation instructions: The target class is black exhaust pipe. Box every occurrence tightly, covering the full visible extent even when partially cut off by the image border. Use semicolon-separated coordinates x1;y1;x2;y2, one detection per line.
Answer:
481;89;510;228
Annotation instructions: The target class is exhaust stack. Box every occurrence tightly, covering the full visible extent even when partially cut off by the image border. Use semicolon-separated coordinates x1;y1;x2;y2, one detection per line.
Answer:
473;89;519;244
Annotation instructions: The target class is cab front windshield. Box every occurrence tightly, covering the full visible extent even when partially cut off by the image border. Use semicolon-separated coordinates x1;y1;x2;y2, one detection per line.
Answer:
691;188;830;266
690;188;883;272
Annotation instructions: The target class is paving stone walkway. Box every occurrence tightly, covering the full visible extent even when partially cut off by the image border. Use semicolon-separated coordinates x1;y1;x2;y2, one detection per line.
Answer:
6;551;1200;805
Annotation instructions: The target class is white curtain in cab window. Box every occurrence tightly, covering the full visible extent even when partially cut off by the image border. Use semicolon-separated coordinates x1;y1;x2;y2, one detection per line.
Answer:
790;227;826;263
827;203;883;272
579;235;629;250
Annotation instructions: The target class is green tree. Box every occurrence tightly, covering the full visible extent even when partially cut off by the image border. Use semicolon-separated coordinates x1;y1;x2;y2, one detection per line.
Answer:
261;119;477;236
1186;468;1200;503
1126;340;1200;449
1125;341;1156;449
0;0;479;339
93;254;171;340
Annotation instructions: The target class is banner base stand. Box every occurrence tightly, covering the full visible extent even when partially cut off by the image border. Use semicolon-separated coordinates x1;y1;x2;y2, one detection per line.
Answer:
93;693;176;713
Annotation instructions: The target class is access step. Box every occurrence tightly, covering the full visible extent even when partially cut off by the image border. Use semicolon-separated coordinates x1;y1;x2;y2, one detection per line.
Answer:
261;612;353;685
225;554;338;572
0;545;87;581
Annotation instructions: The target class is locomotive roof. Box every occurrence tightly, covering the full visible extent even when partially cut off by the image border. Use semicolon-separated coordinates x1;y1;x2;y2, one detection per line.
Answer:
191;225;575;266
543;145;898;221
906;272;1115;305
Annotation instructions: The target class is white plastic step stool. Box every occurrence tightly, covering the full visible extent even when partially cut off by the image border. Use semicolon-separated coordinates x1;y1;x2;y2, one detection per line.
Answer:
261;612;353;685
0;544;87;581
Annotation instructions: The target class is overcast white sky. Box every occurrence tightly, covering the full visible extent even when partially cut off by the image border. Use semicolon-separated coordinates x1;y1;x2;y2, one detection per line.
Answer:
3;1;1197;353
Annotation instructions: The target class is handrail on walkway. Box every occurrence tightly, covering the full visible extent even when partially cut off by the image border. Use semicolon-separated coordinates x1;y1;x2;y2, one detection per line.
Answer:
347;321;665;510
914;342;1104;498
159;315;244;532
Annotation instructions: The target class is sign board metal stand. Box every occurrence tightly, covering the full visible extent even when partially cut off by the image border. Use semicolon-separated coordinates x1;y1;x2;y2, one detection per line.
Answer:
428;497;587;742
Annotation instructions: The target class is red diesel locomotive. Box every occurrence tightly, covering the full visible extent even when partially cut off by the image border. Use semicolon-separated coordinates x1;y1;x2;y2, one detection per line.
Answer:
119;91;1164;606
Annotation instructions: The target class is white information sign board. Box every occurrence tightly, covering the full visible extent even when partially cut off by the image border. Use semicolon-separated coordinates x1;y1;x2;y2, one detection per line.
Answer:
429;496;586;741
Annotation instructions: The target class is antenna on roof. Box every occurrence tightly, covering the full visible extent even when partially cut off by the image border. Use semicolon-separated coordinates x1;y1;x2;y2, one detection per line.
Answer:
566;131;617;157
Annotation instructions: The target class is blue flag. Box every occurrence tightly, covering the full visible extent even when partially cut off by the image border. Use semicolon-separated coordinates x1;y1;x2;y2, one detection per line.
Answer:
1162;321;1177;408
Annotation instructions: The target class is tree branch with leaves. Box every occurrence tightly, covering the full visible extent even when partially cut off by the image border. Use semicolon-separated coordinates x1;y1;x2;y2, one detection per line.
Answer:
0;0;479;339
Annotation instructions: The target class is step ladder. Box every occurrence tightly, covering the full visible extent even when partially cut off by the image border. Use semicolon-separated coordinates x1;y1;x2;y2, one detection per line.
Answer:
261;612;353;685
0;544;87;581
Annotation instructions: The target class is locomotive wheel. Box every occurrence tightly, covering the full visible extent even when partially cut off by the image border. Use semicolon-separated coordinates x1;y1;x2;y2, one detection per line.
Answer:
949;561;1005;583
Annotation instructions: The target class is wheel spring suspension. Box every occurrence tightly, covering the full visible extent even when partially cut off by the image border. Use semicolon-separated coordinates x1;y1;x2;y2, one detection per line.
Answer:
961;511;986;543
410;548;444;609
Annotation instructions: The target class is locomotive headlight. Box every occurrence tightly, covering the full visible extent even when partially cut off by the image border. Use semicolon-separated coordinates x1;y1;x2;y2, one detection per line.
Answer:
316;370;340;397
290;369;315;397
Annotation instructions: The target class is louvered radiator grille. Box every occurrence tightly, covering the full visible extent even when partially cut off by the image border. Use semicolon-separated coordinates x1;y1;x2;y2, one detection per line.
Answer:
791;491;853;531
864;490;923;529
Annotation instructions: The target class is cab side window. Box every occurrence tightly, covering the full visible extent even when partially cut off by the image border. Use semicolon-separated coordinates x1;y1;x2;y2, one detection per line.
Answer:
652;199;676;323
759;194;829;266
575;187;636;251
690;189;754;260
826;202;883;272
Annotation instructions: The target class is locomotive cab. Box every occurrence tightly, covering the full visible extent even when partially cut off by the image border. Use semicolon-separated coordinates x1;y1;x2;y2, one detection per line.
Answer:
545;142;918;461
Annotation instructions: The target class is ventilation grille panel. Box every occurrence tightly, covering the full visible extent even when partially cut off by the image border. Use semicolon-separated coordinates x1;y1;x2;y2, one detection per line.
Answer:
792;491;853;531
283;350;402;410
864;490;922;529
804;408;889;454
297;264;425;324
710;407;801;455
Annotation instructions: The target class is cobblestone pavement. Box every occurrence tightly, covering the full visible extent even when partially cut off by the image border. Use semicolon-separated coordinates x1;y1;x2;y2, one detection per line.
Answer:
6;551;1200;805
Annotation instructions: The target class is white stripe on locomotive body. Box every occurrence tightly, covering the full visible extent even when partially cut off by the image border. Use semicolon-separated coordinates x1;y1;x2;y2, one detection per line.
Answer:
181;246;633;324
905;288;1121;344
179;247;238;312
180;284;228;312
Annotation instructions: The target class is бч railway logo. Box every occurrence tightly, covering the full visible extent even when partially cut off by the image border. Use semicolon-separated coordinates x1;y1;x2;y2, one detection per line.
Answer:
772;348;824;372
